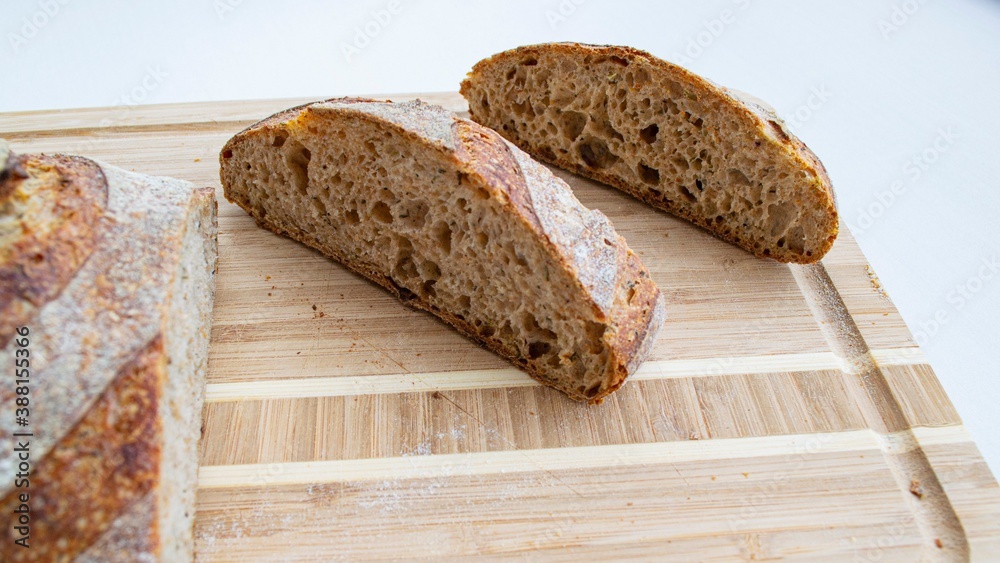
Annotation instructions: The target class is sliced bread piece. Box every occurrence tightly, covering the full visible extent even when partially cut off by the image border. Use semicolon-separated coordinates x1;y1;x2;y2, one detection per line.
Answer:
460;43;839;263
220;98;665;403
0;143;218;561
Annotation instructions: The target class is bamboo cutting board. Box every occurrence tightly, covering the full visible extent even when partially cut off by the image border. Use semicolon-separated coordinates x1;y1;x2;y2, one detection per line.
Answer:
2;92;998;561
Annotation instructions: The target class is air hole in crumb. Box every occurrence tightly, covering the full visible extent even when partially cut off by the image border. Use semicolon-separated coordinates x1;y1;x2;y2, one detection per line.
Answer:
679;185;698;202
346;209;360;224
458;294;471;310
610;55;629;66
222;149;233;159
728;168;752;186
584;383;602;399
559;111;587;142
506;68;516;80
522;58;538;66
639;124;659;144
578;137;619;169
433;222;453;254
284;142;311;195
638;163;660;185
312;198;327;216
372;201;393;223
528;341;551;360
498;322;514;340
272;134;287;147
422;279;437;297
692;117;704;129
585;321;606;346
479;324;495;337
476;232;489;247
695;179;703;191
399;200;429;229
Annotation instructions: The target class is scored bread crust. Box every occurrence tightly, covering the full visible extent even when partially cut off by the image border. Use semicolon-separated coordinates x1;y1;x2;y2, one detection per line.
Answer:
0;152;108;346
0;148;218;560
461;42;839;264
221;98;665;403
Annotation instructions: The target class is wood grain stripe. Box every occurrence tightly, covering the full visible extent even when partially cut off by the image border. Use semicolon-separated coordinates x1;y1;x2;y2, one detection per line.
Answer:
204;347;927;402
197;425;970;489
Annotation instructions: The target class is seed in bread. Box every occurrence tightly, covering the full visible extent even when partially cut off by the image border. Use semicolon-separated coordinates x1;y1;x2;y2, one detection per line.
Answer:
220;98;665;403
460;43;839;263
0;144;218;561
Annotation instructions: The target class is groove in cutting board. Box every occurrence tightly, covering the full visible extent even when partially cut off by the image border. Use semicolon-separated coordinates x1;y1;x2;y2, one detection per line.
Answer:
791;263;968;560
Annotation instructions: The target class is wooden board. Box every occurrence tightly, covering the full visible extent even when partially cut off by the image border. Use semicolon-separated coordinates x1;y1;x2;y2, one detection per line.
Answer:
2;92;998;561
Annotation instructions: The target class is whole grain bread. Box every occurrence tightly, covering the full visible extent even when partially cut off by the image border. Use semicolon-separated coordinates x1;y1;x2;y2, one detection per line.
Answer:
0;144;218;561
220;98;665;403
460;43;839;263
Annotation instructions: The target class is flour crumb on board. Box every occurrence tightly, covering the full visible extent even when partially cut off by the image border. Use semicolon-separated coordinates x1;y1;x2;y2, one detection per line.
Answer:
866;265;888;299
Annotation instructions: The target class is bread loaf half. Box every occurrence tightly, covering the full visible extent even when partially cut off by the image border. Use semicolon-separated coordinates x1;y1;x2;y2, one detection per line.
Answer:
0;142;218;561
461;43;839;263
220;98;665;403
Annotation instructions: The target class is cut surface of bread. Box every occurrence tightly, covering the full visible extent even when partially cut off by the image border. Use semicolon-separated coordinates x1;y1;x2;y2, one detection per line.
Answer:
220;98;665;403
0;146;218;561
461;43;839;263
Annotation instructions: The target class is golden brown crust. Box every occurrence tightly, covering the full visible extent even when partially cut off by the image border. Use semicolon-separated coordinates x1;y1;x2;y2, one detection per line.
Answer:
0;152;217;560
0;337;163;561
0;153;107;346
222;98;665;403
461;42;839;264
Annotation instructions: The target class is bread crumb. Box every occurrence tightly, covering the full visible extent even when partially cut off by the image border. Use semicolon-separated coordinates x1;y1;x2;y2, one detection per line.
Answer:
312;304;318;311
711;476;717;481
742;472;749;478
267;292;272;296
265;275;271;281
935;538;943;549
431;391;442;399
194;158;201;162
866;266;888;298
910;479;924;499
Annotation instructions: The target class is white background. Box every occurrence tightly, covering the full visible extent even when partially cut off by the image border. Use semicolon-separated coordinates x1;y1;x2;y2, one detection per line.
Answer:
2;0;997;477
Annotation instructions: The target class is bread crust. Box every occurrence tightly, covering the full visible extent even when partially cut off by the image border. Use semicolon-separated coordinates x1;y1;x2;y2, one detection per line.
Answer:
461;42;839;264
0;147;217;559
0;153;107;346
221;98;665;403
0;337;163;562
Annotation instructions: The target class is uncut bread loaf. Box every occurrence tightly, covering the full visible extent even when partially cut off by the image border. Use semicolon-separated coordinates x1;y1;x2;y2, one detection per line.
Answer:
0;141;218;561
461;43;839;263
220;98;665;403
